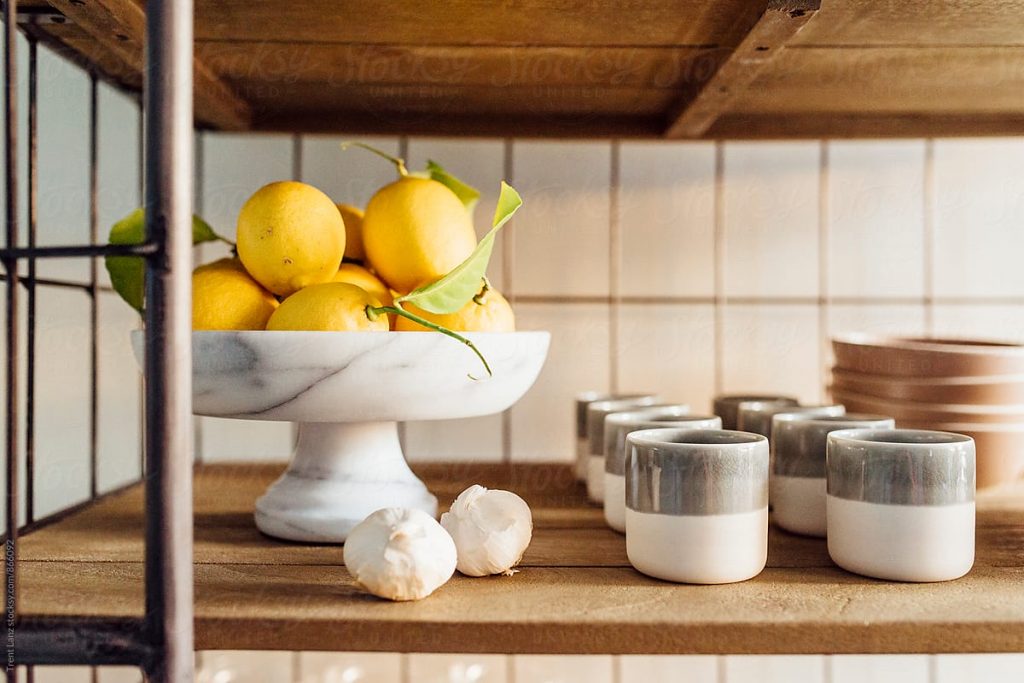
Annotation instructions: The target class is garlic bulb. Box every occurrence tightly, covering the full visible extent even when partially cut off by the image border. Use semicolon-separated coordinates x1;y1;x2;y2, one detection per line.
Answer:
440;485;533;577
343;507;457;601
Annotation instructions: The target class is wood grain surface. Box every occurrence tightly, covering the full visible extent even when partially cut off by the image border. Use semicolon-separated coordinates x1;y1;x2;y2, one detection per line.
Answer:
14;463;1024;654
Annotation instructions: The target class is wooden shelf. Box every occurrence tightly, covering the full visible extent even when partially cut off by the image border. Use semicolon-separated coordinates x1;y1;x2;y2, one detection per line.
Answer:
16;463;1024;654
17;0;1024;138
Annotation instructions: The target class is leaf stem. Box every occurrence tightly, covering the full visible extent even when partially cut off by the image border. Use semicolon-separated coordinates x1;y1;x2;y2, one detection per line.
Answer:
368;305;492;379
341;141;408;177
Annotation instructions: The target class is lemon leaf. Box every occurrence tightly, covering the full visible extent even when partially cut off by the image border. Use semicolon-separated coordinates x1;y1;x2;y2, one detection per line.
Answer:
105;208;226;314
396;181;521;315
426;160;480;214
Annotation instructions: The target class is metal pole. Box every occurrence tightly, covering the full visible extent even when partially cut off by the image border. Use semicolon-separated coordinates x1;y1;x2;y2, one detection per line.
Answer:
143;0;194;680
4;0;21;680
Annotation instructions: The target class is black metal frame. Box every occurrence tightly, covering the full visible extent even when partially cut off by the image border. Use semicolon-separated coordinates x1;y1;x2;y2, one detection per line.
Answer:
1;1;195;681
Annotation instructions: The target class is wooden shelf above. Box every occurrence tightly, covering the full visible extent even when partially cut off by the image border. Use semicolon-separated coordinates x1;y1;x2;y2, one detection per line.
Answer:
16;463;1024;654
17;0;1024;138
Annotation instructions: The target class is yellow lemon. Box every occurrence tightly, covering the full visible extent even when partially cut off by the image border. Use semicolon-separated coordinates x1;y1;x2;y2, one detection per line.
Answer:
337;203;366;262
192;258;278;331
266;282;389;332
362;177;477;294
332;262;394;309
237;181;345;297
395;288;515;333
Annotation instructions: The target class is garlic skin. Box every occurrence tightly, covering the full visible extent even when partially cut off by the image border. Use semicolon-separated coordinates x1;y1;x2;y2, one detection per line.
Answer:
440;485;533;577
343;507;457;601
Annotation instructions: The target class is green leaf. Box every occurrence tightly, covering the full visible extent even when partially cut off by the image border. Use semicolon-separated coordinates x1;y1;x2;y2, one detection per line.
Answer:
426;160;480;214
105;208;227;314
397;181;522;315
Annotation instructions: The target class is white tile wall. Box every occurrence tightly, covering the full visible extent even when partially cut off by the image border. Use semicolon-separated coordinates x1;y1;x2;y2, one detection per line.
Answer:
722;142;820;298
14;49;1024;679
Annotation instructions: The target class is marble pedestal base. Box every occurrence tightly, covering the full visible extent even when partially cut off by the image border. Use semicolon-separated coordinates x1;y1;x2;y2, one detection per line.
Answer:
255;421;437;543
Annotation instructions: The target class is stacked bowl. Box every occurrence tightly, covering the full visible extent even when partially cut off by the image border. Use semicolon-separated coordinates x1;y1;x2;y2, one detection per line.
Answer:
830;334;1024;489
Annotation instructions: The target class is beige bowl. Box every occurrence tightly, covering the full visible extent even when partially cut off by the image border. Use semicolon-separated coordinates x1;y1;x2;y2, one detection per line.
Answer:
898;421;1024;489
832;334;1024;378
828;388;1024;424
831;367;1024;405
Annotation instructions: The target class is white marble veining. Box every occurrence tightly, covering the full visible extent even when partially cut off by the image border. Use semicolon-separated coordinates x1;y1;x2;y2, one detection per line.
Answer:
132;330;550;542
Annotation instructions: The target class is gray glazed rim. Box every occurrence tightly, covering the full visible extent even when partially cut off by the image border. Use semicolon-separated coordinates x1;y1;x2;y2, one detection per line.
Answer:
605;414;723;476
714;394;798;405
772;412;893;427
575;391;656;437
607;408;713;427
827;427;974;447
586;396;665;452
627;427;767;449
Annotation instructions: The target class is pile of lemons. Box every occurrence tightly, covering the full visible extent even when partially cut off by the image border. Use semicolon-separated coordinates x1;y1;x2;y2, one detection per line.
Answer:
193;170;515;335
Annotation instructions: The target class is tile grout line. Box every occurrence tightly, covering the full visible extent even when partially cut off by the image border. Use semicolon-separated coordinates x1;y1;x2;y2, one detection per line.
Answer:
716;654;727;683
609;140;621;394
817;140;830;403
611;654;623;683
501;138;515;464
923;138;936;335
928;653;938;683
712;142;725;395
506;654;516;683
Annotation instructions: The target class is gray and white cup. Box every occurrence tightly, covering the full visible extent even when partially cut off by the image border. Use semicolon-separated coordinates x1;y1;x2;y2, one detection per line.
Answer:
586;397;677;505
575;392;658;482
770;413;894;537
625;428;769;584
603;409;722;533
737;402;846;440
713;394;798;430
827;428;976;582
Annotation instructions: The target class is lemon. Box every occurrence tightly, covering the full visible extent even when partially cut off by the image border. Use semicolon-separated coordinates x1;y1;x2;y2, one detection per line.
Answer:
332;262;394;309
395;288;515;333
337;203;366;262
362;177;477;294
192;258;278;331
237;181;345;297
266;282;389;332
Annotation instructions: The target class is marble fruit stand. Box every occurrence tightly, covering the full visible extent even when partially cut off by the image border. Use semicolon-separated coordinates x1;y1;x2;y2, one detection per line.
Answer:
134;329;550;542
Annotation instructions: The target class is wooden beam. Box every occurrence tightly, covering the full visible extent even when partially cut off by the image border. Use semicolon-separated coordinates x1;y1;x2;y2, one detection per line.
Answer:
664;0;821;138
46;0;251;130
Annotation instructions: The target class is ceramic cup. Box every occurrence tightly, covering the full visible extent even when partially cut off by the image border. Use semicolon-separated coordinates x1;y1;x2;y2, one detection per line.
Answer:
737;402;846;440
575;392;658;482
770;413;895;537
586;397;678;504
713;394;798;430
625;428;769;584
603;409;722;533
826;428;976;582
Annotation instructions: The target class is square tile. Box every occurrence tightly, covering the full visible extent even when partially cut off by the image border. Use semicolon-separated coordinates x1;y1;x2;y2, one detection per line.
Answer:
510;141;611;297
34;287;92;519
830;655;930;683
619;142;715;298
97;81;142;288
933;138;1024;298
407;138;508;290
303;135;401;209
97;668;144;683
404;415;503;463
616;304;715;413
298;651;401;683
198;650;292;683
409;653;508;683
97;292;142;492
36;44;92;283
200;417;295;463
512;655;612;683
721;304;822;404
932;304;1024;343
722;142;820;298
510;303;610;461
620;655;718;683
934;654;1024;683
723;655;824;683
827;141;925;298
29;666;93;683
